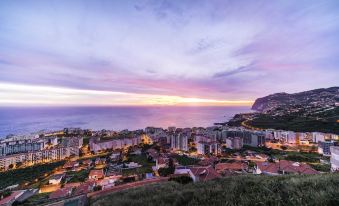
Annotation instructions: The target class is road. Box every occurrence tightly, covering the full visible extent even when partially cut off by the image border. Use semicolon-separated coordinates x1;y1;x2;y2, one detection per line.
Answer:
88;177;169;199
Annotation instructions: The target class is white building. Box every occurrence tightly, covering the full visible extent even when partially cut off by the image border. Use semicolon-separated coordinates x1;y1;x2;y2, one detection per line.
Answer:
330;146;339;172
170;133;188;151
312;132;325;143
90;136;141;153
225;137;243;150
195;136;219;155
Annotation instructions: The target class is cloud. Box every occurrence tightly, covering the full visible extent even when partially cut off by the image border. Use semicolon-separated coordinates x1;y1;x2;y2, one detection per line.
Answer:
0;0;338;105
213;63;254;78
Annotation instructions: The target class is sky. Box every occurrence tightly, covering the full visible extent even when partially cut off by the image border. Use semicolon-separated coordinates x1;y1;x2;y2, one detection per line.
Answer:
0;0;338;106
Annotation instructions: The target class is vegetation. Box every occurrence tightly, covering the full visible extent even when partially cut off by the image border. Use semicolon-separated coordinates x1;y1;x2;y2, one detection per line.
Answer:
310;163;331;172
158;159;175;177
284;154;319;163
14;193;51;206
0;190;11;199
173;155;199;166
248;111;339;134
168;176;193;184
122;154;155;176
0;161;65;190
67;169;90;183
91;173;339;206
239;145;322;163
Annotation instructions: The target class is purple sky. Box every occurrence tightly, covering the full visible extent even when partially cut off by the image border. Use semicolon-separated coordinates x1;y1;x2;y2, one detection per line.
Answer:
0;0;338;106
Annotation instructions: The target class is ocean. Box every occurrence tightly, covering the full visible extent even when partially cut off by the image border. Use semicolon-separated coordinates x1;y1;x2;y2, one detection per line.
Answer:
0;106;251;138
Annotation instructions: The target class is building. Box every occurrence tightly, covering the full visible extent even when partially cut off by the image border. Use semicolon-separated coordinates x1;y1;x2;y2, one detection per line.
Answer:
243;132;265;147
312;132;325;143
188;166;221;182
255;160;319;175
89;136;141;153
0;146;77;171
225;137;243;150
330;146;339;172
215;162;246;175
0;139;45;157
155;157;169;170
318;141;335;156
89;169;105;180
49;174;65;185
170;133;188;151
0;190;26;206
195;136;219;155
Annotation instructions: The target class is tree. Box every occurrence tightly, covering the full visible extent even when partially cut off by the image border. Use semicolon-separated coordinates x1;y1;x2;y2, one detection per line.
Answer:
93;185;102;191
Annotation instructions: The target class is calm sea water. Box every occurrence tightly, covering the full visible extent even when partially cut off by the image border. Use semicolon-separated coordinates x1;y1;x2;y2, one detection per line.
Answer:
0;106;250;138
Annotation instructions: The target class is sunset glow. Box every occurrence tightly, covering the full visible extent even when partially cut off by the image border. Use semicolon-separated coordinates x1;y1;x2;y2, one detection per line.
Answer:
0;82;253;106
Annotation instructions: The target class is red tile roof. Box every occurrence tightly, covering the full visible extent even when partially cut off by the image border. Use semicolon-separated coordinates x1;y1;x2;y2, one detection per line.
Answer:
279;160;319;175
215;162;246;173
189;166;221;181
73;181;95;196
89;169;104;179
49;187;73;199
257;160;319;175
0;191;23;205
198;157;218;166
256;162;280;174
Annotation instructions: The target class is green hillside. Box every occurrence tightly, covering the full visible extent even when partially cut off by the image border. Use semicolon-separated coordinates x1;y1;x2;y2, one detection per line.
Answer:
91;173;339;206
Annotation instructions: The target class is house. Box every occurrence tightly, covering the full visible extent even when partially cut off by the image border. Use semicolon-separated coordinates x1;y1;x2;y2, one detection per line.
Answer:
130;148;142;155
198;157;218;166
14;189;38;204
110;152;121;161
279;160;319;175
0;190;25;206
63;161;79;170
255;160;319;175
97;176;122;189
188;166;221;182
49;187;73;199
125;162;142;169
82;159;92;167
48;174;65;185
146;149;159;160
145;173;155;179
95;158;105;165
88;169;105;180
215;162;247;174
255;162;280;175
155;157;168;170
73;181;96;196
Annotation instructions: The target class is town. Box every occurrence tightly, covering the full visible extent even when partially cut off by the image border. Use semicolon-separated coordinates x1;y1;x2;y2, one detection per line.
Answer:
0;125;338;206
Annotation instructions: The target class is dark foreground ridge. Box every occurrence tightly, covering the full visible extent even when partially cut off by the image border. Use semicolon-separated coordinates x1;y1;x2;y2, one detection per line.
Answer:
91;173;339;206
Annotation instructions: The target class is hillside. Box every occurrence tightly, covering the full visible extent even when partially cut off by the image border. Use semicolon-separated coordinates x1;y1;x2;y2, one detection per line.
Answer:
91;173;339;206
251;87;338;114
238;87;339;134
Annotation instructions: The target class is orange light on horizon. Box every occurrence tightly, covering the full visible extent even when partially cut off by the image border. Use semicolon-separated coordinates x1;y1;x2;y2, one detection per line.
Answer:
0;82;254;107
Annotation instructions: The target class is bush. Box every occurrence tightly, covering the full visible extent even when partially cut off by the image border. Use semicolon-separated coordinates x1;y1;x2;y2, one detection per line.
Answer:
91;173;339;206
169;176;193;184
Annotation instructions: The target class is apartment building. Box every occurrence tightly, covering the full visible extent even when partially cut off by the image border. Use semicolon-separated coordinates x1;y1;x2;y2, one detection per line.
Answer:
89;136;141;153
170;133;188;151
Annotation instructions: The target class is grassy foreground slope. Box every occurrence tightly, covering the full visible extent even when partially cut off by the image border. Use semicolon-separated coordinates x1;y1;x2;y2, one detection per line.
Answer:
91;173;339;206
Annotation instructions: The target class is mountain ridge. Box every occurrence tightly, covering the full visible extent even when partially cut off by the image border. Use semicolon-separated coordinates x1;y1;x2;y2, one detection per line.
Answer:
251;86;339;114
